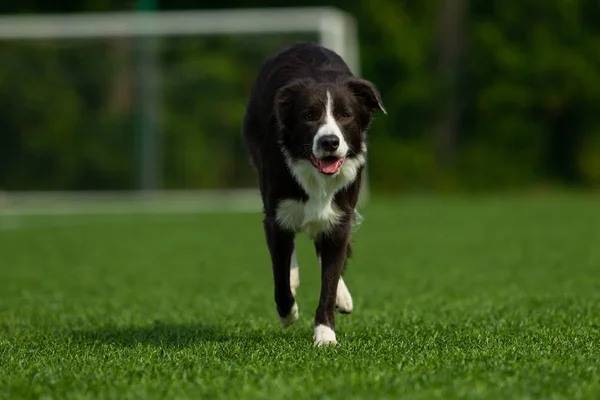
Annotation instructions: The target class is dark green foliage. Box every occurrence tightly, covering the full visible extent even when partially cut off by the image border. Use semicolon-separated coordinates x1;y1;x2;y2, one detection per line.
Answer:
459;0;600;189
0;40;135;190
1;1;599;192
1;195;600;398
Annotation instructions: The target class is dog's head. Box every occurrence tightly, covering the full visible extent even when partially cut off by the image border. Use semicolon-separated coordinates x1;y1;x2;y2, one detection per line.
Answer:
275;78;385;177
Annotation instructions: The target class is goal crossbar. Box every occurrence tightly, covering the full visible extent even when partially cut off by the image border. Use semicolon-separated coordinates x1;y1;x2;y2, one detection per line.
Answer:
1;8;349;39
0;8;360;74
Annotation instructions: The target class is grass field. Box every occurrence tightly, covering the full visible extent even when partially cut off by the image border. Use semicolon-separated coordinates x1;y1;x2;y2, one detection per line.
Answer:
1;195;600;399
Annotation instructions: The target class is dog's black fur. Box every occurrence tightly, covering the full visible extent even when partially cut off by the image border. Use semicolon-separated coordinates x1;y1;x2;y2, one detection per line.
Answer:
242;42;385;345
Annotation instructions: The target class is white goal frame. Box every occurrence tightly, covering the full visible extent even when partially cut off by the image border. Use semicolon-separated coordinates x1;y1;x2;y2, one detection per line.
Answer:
0;8;370;215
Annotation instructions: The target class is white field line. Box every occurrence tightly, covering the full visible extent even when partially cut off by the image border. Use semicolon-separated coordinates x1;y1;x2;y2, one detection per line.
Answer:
0;190;263;230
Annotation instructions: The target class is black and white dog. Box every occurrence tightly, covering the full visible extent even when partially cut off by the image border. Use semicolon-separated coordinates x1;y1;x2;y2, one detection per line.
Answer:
242;42;386;346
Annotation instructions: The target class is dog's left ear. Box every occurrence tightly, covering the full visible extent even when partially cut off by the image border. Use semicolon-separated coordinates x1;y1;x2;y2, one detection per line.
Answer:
345;78;387;115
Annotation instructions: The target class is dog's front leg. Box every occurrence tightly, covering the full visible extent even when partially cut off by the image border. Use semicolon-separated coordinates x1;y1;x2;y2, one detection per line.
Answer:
313;224;351;346
264;218;298;328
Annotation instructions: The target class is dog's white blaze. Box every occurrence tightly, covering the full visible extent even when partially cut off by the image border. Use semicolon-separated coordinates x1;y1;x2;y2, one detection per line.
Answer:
312;91;349;159
279;302;299;328
336;277;353;313
314;324;337;346
290;244;299;297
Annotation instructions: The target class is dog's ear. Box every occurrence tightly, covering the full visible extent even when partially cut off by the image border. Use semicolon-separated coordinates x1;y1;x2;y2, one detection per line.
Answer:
275;80;307;128
345;78;387;115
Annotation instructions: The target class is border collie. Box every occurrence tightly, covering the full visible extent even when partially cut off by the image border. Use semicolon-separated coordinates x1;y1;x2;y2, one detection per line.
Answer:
242;42;386;346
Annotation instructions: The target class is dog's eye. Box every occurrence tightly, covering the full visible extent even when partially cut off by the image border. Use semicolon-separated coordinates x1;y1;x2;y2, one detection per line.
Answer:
304;113;314;121
341;112;352;119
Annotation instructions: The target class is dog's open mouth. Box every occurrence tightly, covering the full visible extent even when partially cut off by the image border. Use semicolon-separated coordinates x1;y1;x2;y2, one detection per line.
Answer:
310;154;344;175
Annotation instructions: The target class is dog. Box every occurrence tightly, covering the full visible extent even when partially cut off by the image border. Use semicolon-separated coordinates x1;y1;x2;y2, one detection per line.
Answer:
242;42;386;346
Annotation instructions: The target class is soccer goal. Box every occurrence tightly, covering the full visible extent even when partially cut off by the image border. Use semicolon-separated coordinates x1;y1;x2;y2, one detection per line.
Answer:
0;8;369;215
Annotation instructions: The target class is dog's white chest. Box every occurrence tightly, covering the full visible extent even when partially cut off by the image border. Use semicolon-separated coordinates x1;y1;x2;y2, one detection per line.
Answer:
276;197;340;239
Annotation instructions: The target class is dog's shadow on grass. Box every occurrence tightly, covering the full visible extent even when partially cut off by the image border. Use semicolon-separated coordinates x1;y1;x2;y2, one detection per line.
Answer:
71;321;243;348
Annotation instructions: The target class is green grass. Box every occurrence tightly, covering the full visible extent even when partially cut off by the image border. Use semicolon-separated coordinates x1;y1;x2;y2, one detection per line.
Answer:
1;195;600;399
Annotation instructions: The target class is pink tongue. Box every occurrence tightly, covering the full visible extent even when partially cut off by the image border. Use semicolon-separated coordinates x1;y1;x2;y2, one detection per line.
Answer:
319;158;343;174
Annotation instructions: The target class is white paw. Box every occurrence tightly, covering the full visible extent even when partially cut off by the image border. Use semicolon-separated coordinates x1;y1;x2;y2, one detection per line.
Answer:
335;278;353;314
290;266;299;297
313;324;337;346
279;302;299;328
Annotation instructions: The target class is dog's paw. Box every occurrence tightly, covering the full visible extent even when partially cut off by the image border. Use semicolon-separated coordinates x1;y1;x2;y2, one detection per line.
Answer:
279;302;299;328
313;325;337;346
335;278;353;314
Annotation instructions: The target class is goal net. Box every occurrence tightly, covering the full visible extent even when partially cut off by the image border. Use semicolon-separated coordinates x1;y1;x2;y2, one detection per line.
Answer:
0;8;366;214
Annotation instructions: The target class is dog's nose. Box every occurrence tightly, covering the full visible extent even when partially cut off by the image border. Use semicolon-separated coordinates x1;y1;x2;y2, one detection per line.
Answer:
318;135;340;152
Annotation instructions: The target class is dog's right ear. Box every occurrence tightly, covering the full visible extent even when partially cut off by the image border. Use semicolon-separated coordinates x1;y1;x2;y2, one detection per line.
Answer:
274;80;307;129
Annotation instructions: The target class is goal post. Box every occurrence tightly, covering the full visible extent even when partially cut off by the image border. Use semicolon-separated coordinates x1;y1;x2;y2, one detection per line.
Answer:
0;8;370;214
